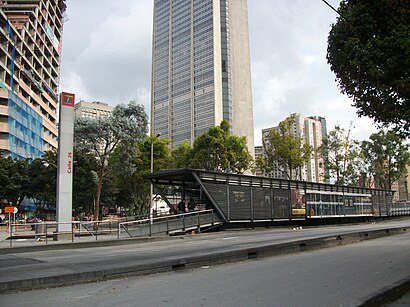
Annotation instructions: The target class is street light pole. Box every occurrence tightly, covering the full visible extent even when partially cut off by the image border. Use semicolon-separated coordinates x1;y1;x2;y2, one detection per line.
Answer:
150;133;161;224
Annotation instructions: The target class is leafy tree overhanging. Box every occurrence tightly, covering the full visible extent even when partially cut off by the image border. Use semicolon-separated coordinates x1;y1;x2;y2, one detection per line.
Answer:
327;0;410;136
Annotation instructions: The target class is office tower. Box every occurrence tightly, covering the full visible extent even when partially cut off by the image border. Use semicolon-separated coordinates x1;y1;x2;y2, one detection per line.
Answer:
261;113;325;183
0;0;66;159
151;0;254;154
74;101;113;120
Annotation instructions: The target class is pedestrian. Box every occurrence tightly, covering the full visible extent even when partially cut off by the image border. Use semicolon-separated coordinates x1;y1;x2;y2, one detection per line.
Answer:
188;197;196;212
178;199;186;222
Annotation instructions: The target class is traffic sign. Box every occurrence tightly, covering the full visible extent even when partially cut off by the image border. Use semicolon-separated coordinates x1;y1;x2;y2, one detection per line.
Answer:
4;206;17;214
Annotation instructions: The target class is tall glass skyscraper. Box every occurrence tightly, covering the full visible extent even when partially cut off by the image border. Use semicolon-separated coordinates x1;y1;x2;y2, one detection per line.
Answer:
151;0;254;154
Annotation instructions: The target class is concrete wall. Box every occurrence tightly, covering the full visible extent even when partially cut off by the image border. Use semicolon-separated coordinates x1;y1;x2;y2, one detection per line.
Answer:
228;0;255;157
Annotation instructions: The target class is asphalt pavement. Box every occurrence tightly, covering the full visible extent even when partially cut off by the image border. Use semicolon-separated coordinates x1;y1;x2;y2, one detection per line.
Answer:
0;217;410;306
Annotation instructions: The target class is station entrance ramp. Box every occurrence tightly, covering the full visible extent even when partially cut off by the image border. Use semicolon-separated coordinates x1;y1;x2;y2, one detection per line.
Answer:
118;210;223;238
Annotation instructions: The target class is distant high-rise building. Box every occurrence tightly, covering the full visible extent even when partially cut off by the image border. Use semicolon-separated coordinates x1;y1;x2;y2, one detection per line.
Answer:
261;113;325;183
74;101;113;119
309;115;329;183
254;145;263;176
151;0;254;155
0;0;66;159
392;171;409;202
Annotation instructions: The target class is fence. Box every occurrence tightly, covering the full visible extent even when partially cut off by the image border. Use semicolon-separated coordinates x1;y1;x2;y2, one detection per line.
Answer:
4;220;118;247
2;210;222;247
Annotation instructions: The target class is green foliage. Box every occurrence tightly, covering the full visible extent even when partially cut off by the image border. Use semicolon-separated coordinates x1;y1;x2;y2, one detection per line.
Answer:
28;150;57;216
0;157;30;207
225;135;253;174
361;130;410;190
190;120;252;174
72;149;99;216
327;0;410;136
190;125;228;171
74;100;148;220
109;136;171;215
320;125;360;186
171;141;192;169
259;117;312;180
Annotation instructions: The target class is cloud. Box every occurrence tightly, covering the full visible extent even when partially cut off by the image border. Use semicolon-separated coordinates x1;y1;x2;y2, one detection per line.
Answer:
61;0;152;108
60;0;378;145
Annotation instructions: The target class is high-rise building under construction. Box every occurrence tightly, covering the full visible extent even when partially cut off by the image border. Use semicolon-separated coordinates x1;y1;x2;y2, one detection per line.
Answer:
0;0;66;159
151;0;254;154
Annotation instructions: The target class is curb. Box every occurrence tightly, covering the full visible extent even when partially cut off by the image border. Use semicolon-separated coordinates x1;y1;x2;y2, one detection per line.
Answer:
0;235;175;255
359;276;410;306
0;226;407;294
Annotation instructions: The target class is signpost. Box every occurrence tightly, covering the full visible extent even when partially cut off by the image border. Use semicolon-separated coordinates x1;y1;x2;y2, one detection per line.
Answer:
5;206;17;247
4;206;16;214
56;92;75;238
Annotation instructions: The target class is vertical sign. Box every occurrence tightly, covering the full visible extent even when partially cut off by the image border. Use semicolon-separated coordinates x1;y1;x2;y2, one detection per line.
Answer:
56;92;75;234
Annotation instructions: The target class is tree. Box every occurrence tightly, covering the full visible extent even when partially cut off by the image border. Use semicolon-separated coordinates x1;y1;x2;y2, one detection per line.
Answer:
28;150;58;217
109;136;171;215
74;101;148;221
327;0;410;136
0;157;30;208
320;124;360;186
258;117;312;180
361;130;410;190
171;141;192;169
190;121;252;174
72;149;99;217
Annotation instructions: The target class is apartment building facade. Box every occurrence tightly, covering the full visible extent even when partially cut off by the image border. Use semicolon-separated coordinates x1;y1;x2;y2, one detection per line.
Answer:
74;101;113;120
261;113;326;183
0;0;66;159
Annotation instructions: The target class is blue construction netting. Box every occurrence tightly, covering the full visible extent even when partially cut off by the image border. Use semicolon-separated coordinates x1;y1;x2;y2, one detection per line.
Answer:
8;90;43;160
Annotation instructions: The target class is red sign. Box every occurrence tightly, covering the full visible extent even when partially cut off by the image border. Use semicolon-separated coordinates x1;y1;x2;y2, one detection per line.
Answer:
4;206;16;214
61;92;75;107
67;152;72;173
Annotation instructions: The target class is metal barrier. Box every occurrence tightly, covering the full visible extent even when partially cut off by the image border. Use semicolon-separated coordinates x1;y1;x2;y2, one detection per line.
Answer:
5;220;119;247
3;211;222;247
118;209;222;238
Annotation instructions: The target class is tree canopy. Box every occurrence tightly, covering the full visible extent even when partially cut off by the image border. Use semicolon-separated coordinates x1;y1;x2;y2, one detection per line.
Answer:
320;125;360;186
190;120;252;174
0;157;30;207
361;130;410;190
258;117;312;180
74;100;148;221
327;0;410;136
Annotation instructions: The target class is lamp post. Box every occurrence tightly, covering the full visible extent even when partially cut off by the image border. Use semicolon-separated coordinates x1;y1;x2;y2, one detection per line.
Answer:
150;133;161;224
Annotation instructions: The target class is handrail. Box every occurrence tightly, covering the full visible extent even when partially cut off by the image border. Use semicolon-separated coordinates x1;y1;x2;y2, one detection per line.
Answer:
3;209;229;245
5;219;120;247
119;209;215;227
118;209;218;238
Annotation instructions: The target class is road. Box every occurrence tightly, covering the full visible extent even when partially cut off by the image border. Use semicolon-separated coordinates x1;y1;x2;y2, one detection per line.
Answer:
1;231;410;306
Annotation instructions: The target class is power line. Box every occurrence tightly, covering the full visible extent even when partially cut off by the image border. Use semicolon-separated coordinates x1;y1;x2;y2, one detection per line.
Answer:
321;0;355;27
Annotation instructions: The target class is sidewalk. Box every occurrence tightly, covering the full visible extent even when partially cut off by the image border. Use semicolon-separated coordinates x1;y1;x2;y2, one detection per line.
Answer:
0;224;171;254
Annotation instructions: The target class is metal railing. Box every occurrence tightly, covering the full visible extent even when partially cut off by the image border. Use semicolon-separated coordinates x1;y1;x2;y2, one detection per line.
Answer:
2;210;222;247
4;220;119;247
118;209;221;238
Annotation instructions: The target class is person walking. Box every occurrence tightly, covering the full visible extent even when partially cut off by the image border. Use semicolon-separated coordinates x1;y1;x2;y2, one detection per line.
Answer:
188;197;196;212
178;199;186;223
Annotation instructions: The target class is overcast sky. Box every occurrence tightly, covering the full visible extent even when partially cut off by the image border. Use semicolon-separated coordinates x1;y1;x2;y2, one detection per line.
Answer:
60;0;379;146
